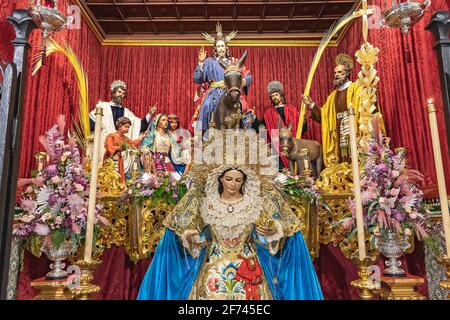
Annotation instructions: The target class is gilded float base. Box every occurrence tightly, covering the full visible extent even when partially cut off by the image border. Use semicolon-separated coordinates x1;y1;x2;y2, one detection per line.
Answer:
378;275;426;300
31;277;72;300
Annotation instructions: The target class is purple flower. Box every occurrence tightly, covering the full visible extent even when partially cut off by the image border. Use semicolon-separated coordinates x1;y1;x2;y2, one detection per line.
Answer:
48;193;59;206
14;223;35;237
45;164;58;177
141;189;154;197
375;163;389;175
392;209;405;222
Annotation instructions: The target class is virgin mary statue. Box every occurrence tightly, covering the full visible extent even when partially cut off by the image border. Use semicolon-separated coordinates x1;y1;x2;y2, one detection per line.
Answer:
137;132;323;300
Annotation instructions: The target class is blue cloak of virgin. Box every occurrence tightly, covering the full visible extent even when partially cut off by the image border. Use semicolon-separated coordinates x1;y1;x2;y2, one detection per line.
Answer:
137;175;323;300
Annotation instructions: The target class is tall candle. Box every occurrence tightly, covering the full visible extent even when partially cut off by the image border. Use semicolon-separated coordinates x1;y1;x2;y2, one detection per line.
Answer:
83;107;103;262
348;105;367;260
427;100;450;257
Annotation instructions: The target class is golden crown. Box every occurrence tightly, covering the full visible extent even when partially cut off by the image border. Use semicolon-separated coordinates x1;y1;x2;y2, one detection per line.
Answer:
187;129;278;185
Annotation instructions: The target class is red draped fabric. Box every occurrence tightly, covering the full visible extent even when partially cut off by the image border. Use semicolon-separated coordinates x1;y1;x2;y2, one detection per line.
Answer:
2;0;448;300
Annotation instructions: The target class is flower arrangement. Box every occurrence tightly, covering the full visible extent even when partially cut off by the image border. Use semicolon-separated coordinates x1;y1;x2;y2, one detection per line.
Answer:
273;171;321;205
121;171;189;205
339;118;432;247
13;116;108;256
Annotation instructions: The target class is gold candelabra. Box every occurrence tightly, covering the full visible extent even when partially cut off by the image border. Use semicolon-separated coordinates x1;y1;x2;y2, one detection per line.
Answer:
350;255;379;300
69;259;102;300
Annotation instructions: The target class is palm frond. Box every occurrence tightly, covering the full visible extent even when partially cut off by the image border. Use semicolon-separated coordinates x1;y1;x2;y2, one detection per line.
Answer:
32;37;90;151
296;9;356;138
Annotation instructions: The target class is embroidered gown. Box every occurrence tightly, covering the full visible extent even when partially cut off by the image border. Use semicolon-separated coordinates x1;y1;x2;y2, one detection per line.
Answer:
137;166;323;300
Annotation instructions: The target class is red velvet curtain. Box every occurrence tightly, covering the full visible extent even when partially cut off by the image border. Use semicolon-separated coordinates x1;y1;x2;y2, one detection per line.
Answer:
3;0;449;300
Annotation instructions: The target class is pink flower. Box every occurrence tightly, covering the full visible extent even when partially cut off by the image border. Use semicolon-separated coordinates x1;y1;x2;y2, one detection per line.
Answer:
25;186;34;193
206;276;219;292
61;151;72;162
74;184;84;192
51;176;61;184
34;223;50;236
20;199;36;212
390;188;400;197
377;209;387;229
409;212;418;219
41;212;51;222
72;223;81;234
55;216;63;225
391;170;400;178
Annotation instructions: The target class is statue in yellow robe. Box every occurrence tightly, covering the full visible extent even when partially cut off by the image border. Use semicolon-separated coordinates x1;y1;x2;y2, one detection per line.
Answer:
302;53;384;167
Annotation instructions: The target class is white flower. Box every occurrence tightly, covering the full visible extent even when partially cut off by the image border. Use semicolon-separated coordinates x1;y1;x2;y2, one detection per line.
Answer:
36;186;51;212
274;173;288;184
404;228;412;236
34;223;50;236
171;172;182;182
74;184;84;192
18;214;35;223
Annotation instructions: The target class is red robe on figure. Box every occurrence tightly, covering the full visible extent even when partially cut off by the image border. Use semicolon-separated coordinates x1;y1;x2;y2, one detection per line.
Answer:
262;103;300;168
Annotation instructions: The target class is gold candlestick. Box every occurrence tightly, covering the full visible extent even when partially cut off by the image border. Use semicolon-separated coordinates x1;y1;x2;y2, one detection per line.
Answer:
350;256;379;300
69;259;101;300
84;107;103;263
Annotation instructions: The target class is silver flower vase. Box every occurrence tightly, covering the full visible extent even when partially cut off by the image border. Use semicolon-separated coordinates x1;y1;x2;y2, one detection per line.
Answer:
376;228;411;277
41;242;72;280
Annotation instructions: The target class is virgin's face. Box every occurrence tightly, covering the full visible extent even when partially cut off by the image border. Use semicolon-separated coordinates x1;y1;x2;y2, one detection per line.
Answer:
157;116;168;130
220;170;244;197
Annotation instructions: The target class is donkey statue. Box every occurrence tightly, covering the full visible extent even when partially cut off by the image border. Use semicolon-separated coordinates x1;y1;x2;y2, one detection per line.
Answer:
210;50;248;130
279;125;323;178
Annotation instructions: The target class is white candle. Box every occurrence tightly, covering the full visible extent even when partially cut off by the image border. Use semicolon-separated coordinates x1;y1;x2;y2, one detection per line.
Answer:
83;106;103;262
427;99;450;257
348;105;367;260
